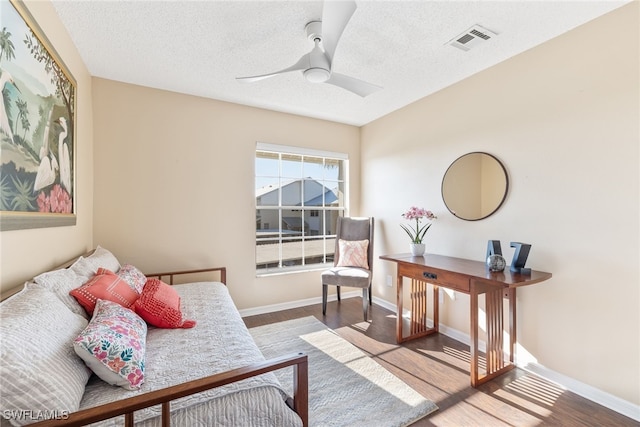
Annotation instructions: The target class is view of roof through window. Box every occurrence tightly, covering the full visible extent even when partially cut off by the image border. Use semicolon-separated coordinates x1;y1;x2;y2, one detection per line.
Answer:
255;147;347;272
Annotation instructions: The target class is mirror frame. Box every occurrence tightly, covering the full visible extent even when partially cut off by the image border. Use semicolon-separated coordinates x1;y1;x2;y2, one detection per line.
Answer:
441;152;509;221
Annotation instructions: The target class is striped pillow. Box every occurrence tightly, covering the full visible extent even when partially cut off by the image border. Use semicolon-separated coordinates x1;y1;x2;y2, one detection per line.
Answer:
31;267;89;319
70;246;121;283
0;287;90;426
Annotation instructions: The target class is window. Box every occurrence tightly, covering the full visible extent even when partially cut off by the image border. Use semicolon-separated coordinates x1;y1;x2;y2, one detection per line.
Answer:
255;143;348;273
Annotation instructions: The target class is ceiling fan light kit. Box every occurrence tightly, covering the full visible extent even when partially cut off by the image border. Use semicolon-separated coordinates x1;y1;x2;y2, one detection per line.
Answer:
236;0;382;97
304;68;330;83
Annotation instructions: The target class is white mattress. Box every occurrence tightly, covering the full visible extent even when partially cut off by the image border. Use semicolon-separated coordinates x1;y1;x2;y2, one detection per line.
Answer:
77;281;302;427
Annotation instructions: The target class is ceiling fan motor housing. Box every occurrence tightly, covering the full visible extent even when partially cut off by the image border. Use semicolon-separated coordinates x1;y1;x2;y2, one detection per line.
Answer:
305;21;323;43
304;35;331;83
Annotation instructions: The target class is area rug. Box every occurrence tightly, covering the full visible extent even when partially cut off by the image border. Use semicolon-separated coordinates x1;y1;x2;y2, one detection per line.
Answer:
249;316;438;427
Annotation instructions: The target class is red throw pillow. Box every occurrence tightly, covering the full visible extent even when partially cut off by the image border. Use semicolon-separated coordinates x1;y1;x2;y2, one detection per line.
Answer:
70;270;139;316
134;278;195;329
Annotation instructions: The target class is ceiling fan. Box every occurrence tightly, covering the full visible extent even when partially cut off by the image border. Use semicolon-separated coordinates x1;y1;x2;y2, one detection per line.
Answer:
236;0;382;97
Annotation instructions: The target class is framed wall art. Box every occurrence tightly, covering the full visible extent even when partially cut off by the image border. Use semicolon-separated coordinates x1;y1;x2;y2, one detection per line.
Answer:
0;0;76;231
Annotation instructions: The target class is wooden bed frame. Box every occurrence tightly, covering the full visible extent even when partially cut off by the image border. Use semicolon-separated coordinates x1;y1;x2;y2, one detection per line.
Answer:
6;253;309;427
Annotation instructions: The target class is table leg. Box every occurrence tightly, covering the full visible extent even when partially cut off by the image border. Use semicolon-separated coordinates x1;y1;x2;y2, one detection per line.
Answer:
470;279;515;387
396;271;403;343
470;281;479;386
396;274;438;343
508;287;516;364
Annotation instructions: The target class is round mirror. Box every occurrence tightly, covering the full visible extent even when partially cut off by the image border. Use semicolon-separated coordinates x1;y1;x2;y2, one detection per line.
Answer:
441;152;509;221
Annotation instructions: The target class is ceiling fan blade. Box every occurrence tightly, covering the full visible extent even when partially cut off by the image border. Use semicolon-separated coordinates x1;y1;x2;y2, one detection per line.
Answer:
321;0;357;63
325;72;382;97
236;53;310;83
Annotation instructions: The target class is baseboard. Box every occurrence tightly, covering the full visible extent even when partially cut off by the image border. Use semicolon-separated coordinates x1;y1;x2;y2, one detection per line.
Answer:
238;290;360;318
372;296;486;351
242;295;639;421
522;362;640;422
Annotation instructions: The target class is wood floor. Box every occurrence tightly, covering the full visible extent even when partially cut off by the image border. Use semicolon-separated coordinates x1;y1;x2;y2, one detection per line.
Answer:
243;297;638;427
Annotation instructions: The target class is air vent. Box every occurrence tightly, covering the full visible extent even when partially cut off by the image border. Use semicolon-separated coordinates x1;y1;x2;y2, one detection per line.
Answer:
447;24;498;51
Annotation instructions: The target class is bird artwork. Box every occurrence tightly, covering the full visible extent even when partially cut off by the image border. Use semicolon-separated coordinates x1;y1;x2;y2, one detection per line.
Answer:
0;70;19;143
56;117;71;193
33;109;59;192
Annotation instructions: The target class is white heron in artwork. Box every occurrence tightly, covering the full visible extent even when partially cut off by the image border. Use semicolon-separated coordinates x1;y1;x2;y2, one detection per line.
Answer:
55;117;71;193
0;70;19;143
34;109;58;191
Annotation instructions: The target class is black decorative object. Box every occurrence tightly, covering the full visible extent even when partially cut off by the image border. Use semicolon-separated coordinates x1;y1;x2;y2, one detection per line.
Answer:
510;242;532;275
485;240;506;272
486;240;502;258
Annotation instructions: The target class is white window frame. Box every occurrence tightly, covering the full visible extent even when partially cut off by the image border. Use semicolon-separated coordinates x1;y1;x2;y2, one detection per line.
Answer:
255;142;349;275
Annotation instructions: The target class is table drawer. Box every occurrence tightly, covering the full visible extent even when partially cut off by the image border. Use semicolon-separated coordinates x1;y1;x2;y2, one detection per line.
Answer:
399;264;470;293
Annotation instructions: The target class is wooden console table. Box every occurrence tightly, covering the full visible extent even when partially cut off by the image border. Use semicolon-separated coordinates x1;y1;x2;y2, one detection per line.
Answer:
380;253;552;387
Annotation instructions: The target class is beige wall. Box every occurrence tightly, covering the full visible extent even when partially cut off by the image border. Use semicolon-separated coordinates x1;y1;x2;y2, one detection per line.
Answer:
362;3;639;405
2;0;637;411
91;79;360;309
0;1;93;294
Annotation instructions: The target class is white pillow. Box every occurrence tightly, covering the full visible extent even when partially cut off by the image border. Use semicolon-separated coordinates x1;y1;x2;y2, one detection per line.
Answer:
0;287;90;426
30;267;88;319
70;246;121;283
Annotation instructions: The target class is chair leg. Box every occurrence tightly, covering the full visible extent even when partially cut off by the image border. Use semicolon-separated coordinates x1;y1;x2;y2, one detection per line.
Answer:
322;284;328;315
362;288;369;321
337;286;341;301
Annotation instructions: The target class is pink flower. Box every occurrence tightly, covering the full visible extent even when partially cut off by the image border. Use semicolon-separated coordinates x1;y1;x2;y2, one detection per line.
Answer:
127;369;144;387
93;349;108;361
112;325;129;335
401;206;437;244
107;358;126;373
129;338;142;350
49;185;72;213
37;192;50;212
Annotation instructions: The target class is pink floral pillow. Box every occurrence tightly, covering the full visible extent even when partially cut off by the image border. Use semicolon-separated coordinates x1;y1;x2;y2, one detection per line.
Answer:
98;264;147;295
73;299;147;390
336;239;370;269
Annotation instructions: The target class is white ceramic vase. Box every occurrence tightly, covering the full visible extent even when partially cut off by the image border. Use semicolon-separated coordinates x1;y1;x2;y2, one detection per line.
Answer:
410;243;425;256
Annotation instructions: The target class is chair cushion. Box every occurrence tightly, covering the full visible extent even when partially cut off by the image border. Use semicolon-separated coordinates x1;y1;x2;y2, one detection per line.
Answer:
321;267;371;288
336;239;369;269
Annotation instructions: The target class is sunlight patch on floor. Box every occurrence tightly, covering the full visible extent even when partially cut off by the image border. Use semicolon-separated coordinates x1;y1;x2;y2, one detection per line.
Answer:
428;398;542;427
300;329;428;406
350;320;370;332
492;388;553;417
505;374;565;406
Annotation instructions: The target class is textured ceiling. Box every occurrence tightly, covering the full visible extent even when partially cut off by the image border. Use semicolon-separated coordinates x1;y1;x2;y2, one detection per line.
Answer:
51;1;629;126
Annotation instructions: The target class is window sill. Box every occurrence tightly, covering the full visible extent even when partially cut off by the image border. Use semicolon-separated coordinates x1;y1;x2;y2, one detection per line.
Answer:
256;263;331;278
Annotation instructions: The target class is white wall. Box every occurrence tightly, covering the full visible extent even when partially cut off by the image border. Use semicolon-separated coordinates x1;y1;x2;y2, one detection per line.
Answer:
0;1;93;294
361;3;638;406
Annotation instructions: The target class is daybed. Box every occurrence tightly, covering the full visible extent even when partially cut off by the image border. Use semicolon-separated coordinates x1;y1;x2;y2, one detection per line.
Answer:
0;247;308;427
